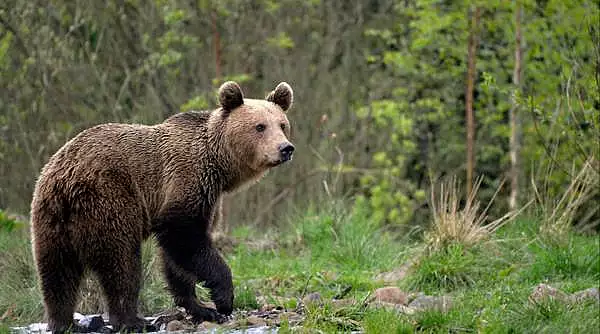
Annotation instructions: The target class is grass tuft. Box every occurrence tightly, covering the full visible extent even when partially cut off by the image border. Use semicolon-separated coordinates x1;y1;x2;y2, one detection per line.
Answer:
533;157;599;243
233;284;259;310
523;235;600;282
405;243;478;293
362;309;413;334
425;176;526;251
0;229;43;325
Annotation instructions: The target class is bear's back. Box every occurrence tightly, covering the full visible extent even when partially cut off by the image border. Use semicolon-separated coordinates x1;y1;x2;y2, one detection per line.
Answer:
34;123;164;217
34;111;214;222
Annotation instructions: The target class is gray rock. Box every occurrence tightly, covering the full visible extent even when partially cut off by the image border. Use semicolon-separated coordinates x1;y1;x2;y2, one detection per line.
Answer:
302;292;322;306
569;287;599;304
279;311;303;325
27;323;48;333
370;301;416;315
408;295;453;312
76;314;105;332
151;308;186;327
529;283;570;304
374;263;412;283
331;298;357;308
372;287;408;305
166;319;185;332
260;303;277;312
246;315;267;327
198;321;220;331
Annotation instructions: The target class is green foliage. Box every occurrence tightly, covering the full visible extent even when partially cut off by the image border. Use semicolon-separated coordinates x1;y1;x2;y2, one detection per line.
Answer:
362;309;413;334
406;243;478;293
293;201;408;272
180;95;209;112
523;236;600;283
503;298;600;334
0;230;43;324
138;240;173;313
301;301;363;332
267;32;295;50
0;201;599;332
233;284;259;310
210;74;253;90
354;0;599;228
1;0;598;231
0;210;23;232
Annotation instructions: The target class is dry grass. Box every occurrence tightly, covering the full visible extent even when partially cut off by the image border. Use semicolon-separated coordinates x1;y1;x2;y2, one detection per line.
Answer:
425;176;527;251
534;157;599;243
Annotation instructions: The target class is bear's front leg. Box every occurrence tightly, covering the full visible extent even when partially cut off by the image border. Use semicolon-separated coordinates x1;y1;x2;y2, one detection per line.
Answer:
153;198;234;322
163;255;228;323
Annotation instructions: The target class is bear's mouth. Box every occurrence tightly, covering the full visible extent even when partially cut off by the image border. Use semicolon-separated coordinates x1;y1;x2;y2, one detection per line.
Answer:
268;160;284;167
268;156;292;167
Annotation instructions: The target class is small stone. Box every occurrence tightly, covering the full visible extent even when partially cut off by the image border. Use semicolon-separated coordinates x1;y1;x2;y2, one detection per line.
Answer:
151;308;186;326
257;295;294;309
279;311;303;325
529;284;569;304
246;315;267;326
331;298;356;308
222;319;243;329
199;321;220;330
569;287;600;304
407;292;425;304
396;304;416;315
374;263;412;284
76;315;105;332
166;320;184;332
28;323;48;332
408;295;453;312
373;287;408;305
260;303;277;312
370;301;416;314
302;292;322;306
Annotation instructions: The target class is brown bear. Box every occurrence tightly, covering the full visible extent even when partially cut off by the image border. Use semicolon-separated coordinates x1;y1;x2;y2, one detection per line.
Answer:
30;81;295;333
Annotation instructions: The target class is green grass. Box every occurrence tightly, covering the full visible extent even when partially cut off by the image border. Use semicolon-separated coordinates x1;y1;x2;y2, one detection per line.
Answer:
0;228;44;324
0;204;598;333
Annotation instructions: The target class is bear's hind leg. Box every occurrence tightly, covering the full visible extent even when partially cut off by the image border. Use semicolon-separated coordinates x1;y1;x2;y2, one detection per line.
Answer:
34;240;84;333
91;243;148;332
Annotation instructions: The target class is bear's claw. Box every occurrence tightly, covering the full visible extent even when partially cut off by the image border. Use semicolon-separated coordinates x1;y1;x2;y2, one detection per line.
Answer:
189;307;228;324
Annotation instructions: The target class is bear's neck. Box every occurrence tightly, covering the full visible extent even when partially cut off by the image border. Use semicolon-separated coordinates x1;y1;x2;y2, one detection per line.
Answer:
160;110;262;194
206;116;261;193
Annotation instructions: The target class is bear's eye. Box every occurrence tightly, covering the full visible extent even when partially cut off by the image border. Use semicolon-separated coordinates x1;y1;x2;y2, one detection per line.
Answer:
255;124;266;132
280;123;286;131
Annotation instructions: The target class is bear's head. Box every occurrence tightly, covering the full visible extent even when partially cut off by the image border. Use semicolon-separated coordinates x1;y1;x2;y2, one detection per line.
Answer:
217;81;295;178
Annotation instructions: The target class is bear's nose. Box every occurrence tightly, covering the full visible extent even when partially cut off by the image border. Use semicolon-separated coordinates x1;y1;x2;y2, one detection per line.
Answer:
279;143;295;161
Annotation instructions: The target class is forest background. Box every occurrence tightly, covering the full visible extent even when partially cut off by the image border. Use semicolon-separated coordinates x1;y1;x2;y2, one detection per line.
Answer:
0;0;598;234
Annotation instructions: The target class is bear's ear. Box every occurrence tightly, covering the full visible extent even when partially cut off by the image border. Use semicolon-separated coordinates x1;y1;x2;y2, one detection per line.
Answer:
218;81;244;112
266;82;293;112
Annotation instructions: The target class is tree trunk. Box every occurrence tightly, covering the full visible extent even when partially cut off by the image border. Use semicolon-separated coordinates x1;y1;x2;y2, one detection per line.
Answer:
466;6;481;196
212;10;221;81
509;1;523;210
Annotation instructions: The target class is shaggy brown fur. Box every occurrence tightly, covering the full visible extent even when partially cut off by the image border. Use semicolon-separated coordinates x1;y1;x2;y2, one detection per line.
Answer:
30;81;295;333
